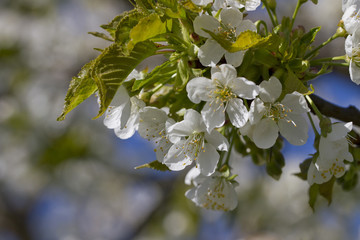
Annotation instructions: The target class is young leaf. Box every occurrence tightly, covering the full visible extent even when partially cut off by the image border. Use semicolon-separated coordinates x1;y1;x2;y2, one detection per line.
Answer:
94;41;157;118
294;158;312;180
88;32;113;42
128;13;169;49
115;10;144;45
204;29;276;53
135;160;170;171
132;60;177;91
282;68;309;95
175;56;190;89
319;177;336;205
57;61;97;121
308;184;319;211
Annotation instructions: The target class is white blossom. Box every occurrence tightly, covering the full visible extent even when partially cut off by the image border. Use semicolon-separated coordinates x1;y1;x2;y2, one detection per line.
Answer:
193;8;256;67
342;4;360;35
342;0;359;12
213;0;261;11
307;122;353;185
164;109;229;176
191;0;213;5
345;27;360;84
138;107;177;161
185;169;238;211
241;76;310;149
187;64;259;132
103;86;145;139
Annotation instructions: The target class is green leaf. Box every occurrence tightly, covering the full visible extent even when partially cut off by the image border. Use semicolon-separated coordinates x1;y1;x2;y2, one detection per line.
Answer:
311;0;318;4
266;151;285;180
282;68;309;96
135;160;170;171
115;10;144;45
132;60;177;91
57;61;97;121
308;184;319;211
128;13;169;50
175;56;190;89
179;0;202;12
338;163;358;191
319;177;336;205
301;27;321;45
94;41;157;118
204;29;280;53
294;158;312;180
88;31;113;42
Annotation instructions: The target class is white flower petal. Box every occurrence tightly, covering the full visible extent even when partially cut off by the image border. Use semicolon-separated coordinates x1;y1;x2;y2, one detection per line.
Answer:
195;177;238;211
307;162;329;185
243;0;261;11
198;40;226;67
235;19;257;35
220;8;243;28
259;76;282;103
226;98;248;128
349;60;360;85
224;50;245;67
205;129;229;151
168;109;205;138
281;92;310;114
192;0;213;6
249;98;266;124
278;113;308;146
197;143;219;176
327;122;352;141
187;77;215;104
138;107;168;141
231;77;259;99
201;101;226;133
252;118;279;149
164;140;192;171
185;167;202;186
193;15;221;38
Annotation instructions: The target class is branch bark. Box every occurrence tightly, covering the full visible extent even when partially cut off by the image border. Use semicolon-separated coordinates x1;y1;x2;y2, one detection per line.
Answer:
310;94;360;127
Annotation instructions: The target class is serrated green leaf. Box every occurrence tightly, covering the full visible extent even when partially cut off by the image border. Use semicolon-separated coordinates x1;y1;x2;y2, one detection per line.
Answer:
57;61;97;121
135;160;170;171
101;10;136;39
88;32;113;42
132;60;177;91
94;41;157;118
115;10;144;45
128;13;169;50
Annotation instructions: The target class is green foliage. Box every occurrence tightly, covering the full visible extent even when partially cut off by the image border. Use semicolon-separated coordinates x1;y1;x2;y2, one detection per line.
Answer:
57;61;97;121
93;41;157;118
135;160;170;171
128;13;170;50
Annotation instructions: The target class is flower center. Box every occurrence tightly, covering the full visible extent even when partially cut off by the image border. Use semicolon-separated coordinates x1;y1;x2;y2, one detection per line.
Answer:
352;44;360;66
217;23;237;42
264;102;296;126
175;132;206;162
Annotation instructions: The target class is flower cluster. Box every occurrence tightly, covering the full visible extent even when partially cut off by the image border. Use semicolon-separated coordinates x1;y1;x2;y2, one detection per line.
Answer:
343;0;360;84
60;0;359;211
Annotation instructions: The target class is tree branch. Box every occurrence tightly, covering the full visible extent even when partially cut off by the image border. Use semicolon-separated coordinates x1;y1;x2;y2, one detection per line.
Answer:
310;95;360;127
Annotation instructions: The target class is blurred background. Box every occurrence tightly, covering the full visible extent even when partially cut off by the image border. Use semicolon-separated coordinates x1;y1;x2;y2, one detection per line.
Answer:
1;0;360;239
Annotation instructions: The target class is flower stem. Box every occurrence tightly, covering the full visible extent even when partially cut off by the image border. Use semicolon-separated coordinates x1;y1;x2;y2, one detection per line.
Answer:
262;0;276;27
224;128;237;165
290;0;304;30
306;95;323;121
307;112;320;137
305;34;341;59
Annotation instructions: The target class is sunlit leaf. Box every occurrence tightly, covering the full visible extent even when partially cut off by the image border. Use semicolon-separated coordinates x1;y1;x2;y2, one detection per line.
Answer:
94;41;157;118
128;13;169;49
57;61;97;121
135;160;170;171
132;60;177;91
115;9;144;45
88;31;113;42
